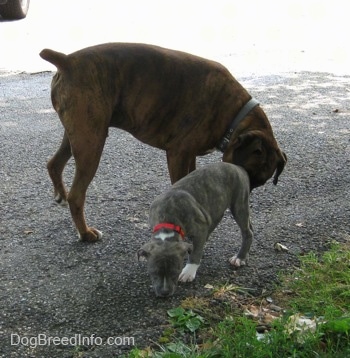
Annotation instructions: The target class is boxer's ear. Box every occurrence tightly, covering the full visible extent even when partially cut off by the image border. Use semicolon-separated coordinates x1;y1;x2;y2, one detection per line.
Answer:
234;133;262;151
231;133;246;147
273;150;287;185
225;132;262;163
223;132;262;163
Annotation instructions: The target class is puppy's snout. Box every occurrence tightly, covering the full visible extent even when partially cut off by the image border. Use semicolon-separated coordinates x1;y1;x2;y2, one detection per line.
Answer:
156;288;172;298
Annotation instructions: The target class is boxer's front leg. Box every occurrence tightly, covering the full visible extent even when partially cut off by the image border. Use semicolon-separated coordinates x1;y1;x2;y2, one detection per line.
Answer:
166;150;196;184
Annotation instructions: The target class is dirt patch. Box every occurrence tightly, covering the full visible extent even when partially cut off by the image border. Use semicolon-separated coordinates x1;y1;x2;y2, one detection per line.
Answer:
0;71;349;357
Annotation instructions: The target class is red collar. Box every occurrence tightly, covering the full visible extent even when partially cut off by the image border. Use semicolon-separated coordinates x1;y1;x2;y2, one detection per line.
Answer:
153;223;185;239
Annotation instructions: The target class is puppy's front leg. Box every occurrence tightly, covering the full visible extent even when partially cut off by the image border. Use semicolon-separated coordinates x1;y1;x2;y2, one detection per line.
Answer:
179;263;200;282
179;235;206;282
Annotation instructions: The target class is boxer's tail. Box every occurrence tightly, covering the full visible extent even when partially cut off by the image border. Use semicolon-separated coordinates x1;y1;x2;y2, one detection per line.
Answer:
39;49;69;71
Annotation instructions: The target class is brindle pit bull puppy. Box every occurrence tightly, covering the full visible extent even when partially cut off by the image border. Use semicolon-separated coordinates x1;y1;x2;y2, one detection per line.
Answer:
138;162;253;297
39;43;286;242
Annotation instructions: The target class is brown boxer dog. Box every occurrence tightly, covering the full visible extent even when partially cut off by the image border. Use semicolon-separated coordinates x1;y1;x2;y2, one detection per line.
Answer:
40;43;286;242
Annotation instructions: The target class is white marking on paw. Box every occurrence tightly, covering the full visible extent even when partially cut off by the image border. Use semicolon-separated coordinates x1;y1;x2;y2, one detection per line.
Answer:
154;231;175;241
179;263;199;282
55;194;68;207
95;229;103;239
77;229;103;240
229;256;246;267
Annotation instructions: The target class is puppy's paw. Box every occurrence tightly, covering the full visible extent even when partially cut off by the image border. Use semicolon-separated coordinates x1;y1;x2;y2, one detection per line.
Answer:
229;256;247;267
54;193;68;207
179;264;199;282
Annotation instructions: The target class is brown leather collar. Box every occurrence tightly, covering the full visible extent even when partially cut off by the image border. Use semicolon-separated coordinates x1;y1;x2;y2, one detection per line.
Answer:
217;98;259;152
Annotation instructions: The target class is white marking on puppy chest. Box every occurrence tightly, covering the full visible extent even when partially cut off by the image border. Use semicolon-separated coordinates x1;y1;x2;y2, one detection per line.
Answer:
154;231;175;241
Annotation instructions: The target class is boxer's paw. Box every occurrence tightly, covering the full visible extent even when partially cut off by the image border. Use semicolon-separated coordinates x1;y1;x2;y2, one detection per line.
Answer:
80;228;103;242
229;255;247;267
179;263;199;282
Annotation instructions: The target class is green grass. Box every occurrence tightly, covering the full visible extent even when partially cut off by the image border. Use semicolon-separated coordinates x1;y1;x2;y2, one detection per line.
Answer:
280;247;350;317
126;241;350;358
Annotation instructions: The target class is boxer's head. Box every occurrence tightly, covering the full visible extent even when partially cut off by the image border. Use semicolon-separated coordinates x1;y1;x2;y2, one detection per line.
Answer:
224;130;287;190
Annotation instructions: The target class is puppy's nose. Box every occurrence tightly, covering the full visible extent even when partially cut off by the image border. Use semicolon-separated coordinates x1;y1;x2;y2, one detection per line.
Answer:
157;288;171;298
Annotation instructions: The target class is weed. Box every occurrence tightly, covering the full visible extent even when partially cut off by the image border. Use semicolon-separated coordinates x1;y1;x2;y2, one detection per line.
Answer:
167;307;205;334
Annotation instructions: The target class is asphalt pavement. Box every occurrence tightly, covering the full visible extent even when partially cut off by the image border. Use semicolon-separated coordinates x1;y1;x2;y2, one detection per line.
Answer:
1;0;349;356
0;68;349;357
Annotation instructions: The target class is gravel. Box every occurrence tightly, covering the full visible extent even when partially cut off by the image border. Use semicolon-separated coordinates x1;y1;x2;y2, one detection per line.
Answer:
0;70;349;357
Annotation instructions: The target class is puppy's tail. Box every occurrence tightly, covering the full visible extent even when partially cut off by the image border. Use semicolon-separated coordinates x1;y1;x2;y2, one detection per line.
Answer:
39;49;69;71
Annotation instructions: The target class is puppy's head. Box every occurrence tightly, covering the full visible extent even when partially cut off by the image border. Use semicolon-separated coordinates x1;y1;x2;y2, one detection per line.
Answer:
138;239;192;297
224;130;287;189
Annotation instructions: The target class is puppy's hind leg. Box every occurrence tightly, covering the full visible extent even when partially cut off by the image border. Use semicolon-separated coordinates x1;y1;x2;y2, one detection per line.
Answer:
229;203;253;267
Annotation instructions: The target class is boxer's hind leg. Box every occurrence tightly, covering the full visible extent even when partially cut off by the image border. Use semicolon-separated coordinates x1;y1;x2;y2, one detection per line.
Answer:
47;130;72;206
67;131;107;242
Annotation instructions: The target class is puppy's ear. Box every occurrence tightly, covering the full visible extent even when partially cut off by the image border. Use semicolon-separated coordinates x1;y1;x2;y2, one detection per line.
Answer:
137;248;148;261
137;242;154;261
